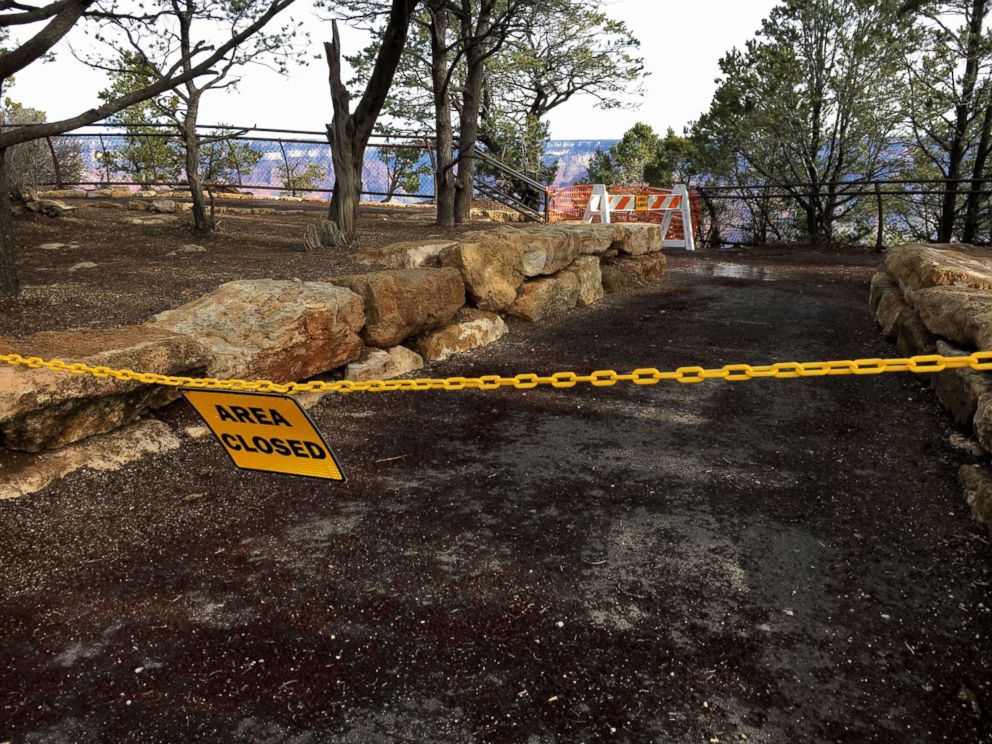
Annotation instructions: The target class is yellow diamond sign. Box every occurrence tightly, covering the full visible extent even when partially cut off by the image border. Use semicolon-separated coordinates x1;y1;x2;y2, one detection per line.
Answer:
182;390;345;481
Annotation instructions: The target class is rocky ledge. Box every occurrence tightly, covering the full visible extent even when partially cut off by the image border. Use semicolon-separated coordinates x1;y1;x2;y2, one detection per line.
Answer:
870;242;992;535
1;221;671;459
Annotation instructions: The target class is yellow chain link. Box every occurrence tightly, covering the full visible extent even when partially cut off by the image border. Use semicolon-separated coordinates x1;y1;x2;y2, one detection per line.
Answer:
2;351;991;395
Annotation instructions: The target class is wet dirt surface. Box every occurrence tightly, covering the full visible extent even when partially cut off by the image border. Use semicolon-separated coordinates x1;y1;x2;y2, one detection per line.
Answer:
1;250;991;742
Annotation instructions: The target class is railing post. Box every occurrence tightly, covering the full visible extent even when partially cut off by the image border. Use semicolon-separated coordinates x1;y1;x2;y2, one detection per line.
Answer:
875;182;884;253
423;135;437;205
277;139;293;196
98;134;111;185
44;136;62;189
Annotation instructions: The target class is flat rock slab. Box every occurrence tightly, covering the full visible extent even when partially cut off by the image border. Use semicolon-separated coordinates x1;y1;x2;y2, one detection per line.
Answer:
885;243;992;292
331;268;465;348
355;240;458;269
911;285;992;350
614;223;662;255
153;280;365;382
0;325;208;452
504;225;581;277
416;308;508;361
554;222;623;255
0;420;180;500
344;346;424;382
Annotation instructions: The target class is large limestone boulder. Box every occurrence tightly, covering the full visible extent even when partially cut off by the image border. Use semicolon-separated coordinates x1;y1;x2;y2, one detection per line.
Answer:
440;240;525;312
416;308;508;361
554;222;623;255
875;288;910;339
344;346;424;382
149;199;177;214
600;254;668;293
508;272;580;321
355;239;458;269
912;286;992;350
562;256;604;306
973;395;992;453
24;198;74;217
959;464;992;536
331;268;465;347
0;326;209;452
1;420;181;500
893;305;936;357
869;271;898;315
467;225;578;277
884;243;992;292
37;189;87;199
153;280;364;381
517;226;580;276
931;341;992;426
613;223;662;255
470;207;523;223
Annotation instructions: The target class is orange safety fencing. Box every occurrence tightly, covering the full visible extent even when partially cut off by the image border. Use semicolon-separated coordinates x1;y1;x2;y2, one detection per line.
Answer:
547;184;702;244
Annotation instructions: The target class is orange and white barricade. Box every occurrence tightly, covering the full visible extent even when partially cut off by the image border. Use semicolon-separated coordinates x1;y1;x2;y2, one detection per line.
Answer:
548;183;699;251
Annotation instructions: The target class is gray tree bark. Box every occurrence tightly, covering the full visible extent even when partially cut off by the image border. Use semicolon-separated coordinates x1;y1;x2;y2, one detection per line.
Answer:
324;0;418;239
453;6;487;223
0;148;19;297
428;0;455;226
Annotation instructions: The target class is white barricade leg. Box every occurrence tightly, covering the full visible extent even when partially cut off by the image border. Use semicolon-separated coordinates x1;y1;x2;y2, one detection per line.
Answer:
660;185;696;251
583;184;612;224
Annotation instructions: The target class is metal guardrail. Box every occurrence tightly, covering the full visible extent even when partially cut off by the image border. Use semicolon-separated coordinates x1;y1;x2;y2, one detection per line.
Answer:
693;178;992;249
10;123;553;219
471;150;549;222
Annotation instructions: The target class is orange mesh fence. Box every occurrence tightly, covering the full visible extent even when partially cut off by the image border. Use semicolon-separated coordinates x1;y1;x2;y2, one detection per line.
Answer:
548;184;702;244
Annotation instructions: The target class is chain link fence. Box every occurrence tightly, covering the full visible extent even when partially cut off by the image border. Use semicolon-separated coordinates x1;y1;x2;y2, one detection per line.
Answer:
12;122;992;248
694;180;992;250
13;124;437;203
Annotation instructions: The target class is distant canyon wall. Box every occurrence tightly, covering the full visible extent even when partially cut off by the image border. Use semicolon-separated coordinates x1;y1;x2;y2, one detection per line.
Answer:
71;135;616;196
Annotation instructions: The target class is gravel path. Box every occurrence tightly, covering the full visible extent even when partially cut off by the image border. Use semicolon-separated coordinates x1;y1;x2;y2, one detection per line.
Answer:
1;249;989;742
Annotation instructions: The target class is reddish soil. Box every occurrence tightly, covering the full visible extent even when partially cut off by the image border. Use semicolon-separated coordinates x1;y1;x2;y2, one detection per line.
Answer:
1;244;990;742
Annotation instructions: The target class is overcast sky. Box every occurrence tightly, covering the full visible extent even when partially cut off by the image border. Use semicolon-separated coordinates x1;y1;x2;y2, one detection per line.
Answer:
14;0;779;140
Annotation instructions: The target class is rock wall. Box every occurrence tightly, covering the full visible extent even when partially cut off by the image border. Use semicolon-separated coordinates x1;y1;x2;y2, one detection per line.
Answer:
1;221;669;455
871;243;992;535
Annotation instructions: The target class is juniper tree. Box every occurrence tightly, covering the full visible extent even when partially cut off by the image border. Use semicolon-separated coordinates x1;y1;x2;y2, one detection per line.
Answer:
81;0;305;231
0;0;297;296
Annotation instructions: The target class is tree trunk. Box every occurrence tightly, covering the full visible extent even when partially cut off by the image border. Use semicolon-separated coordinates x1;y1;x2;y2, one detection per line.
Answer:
323;2;417;238
806;200;819;247
0;148;19;297
453;5;488;223
699;190;720;248
964;97;992;243
429;0;455;226
940;0;987;242
327;120;361;237
183;98;211;232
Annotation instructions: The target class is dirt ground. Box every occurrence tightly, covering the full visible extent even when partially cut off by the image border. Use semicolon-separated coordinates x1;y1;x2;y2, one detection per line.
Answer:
0;200;480;337
1;230;991;742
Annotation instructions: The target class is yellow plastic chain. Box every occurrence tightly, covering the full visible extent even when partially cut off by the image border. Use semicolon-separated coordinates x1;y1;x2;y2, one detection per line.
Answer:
2;351;992;395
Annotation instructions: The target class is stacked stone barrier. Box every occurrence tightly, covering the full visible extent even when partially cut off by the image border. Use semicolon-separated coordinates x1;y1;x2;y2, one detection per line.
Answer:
0;221;667;457
870;243;992;534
